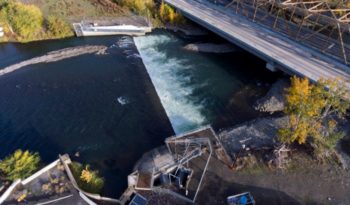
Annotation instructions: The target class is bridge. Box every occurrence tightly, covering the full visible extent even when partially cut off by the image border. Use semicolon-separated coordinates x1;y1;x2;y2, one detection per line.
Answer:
164;0;350;88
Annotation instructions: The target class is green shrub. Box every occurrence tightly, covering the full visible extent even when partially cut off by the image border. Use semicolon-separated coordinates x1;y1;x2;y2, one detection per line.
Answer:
0;150;41;181
118;0;155;15
46;15;73;38
70;162;104;194
159;1;185;25
3;1;43;41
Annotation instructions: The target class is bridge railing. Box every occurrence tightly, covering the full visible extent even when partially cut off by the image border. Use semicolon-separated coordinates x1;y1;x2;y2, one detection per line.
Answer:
200;0;350;65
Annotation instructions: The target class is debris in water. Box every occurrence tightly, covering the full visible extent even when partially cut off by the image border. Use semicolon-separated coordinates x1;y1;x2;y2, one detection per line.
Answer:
117;96;129;105
75;152;80;157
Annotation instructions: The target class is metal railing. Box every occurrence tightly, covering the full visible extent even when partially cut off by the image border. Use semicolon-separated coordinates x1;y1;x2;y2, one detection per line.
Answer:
203;0;350;65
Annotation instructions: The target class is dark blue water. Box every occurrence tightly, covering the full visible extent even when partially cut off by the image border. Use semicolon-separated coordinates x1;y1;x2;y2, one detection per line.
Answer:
0;36;174;197
0;31;279;198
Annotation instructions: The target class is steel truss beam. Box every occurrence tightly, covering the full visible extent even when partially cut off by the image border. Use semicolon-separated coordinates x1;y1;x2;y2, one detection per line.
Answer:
222;0;350;64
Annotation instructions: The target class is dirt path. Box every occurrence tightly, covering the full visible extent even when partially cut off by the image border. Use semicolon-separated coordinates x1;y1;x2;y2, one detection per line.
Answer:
137;152;350;204
195;155;350;205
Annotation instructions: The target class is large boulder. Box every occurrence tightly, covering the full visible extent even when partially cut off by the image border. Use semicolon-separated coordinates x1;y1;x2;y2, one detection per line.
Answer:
218;116;288;157
254;78;289;113
183;43;236;53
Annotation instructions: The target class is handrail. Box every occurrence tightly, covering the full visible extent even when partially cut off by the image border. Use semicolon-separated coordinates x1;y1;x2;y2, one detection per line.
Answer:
59;154;122;204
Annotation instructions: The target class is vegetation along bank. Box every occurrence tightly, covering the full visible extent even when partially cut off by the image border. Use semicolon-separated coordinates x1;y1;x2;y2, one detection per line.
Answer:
0;0;185;43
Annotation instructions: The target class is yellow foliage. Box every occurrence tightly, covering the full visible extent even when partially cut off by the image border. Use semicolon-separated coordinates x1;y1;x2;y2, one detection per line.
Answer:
71;162;104;193
17;193;27;202
120;0;154;14
0;149;41;181
159;2;165;20
279;76;349;150
158;1;185;25
3;1;44;41
46;15;73;38
80;167;93;183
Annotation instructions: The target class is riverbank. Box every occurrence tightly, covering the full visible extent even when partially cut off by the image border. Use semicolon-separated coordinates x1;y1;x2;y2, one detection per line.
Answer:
126;77;350;204
2;18;349;204
0;0;132;43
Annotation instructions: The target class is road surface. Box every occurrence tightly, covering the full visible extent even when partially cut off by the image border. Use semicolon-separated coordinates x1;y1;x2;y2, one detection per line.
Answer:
165;0;350;89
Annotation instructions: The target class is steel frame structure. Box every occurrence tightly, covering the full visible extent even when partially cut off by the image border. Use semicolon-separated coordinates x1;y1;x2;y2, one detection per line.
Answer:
208;0;350;64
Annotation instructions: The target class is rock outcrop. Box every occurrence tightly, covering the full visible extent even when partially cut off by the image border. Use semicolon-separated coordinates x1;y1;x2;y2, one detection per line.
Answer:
254;78;289;113
219;116;288;157
183;43;236;53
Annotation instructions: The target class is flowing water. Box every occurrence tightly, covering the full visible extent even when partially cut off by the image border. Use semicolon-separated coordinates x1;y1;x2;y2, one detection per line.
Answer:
0;31;279;197
135;31;279;133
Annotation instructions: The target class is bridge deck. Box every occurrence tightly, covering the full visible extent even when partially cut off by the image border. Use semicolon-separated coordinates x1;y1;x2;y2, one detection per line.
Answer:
165;0;350;88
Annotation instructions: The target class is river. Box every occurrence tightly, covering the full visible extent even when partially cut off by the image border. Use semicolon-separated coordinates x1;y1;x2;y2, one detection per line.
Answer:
0;31;278;197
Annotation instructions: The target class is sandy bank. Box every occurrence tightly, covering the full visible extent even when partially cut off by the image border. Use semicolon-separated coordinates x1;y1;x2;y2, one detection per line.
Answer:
0;45;107;77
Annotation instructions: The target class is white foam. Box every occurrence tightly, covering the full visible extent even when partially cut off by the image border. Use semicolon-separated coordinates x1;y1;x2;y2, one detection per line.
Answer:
117;36;134;48
117;96;129;105
134;35;206;134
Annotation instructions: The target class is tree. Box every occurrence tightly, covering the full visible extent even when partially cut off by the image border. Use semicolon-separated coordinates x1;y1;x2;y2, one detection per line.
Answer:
278;76;349;157
70;162;104;194
159;1;166;20
80;166;93;183
120;0;154;14
0;150;41;181
46;15;73;38
3;1;43;41
158;2;185;25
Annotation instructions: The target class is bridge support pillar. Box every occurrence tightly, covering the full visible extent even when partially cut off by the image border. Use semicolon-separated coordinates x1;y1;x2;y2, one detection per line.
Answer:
266;62;278;72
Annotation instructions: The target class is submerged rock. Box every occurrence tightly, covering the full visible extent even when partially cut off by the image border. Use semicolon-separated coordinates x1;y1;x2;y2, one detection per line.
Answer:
166;24;208;36
219;116;288;157
0;45;108;77
183;43;236;53
254;78;289;113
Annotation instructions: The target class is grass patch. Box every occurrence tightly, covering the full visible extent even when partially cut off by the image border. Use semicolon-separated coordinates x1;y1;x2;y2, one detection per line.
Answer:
21;0;127;21
234;154;270;175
